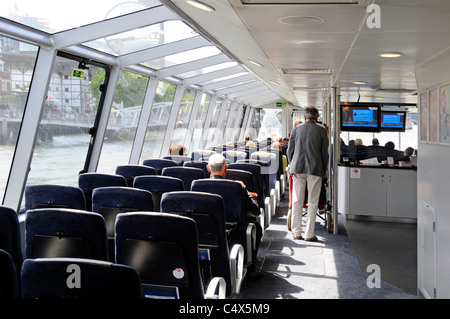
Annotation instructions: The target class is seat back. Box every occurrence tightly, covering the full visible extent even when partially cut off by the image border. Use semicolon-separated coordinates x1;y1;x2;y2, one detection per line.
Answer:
78;173;128;211
228;163;264;207
92;186;154;260
0;249;18;299
160;191;232;296
225;169;257;193
115;212;205;299
191;149;216;161
25;184;86;211
133;175;184;212
0;206;23;276
163;155;191;166
21;257;142;299
191;179;250;265
161;166;205;190
115;164;157;186
183;161;209;176
222;150;247;163
25;208;108;261
250;151;279;190
142;158;178;174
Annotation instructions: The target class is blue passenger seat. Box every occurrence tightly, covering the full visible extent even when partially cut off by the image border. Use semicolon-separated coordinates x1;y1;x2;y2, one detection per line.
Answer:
160;191;244;297
142;158;178;174
115;212;226;299
133;175;184;212
21;257;142;299
91;186;154;261
0;206;23;277
191;179;256;268
78;173;128;211
0;249;19;299
24;184;86;211
115;164;157;186
25;208;108;261
161;166;205;190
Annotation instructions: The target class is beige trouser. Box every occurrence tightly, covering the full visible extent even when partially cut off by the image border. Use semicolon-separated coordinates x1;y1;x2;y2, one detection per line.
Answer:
291;173;322;239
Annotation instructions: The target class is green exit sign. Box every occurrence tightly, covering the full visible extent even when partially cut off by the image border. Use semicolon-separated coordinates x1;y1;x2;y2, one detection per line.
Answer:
72;69;85;79
276;102;286;107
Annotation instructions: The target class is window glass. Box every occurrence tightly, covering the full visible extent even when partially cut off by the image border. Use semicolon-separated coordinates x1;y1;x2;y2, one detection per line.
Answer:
143;47;221;70
141;81;177;159
190;93;210;152
26;55;105;188
0;0;162;33
170;88;195;151
97;70;149;173
84;20;197;56
204;98;223;148
0;37;38;200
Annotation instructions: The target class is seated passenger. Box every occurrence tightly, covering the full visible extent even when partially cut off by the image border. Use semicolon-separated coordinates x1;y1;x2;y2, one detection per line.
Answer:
206;153;262;276
379;141;403;163
397;146;415;162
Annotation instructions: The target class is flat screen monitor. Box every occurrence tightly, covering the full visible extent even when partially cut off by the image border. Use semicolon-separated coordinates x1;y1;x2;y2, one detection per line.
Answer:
340;105;380;132
380;111;406;132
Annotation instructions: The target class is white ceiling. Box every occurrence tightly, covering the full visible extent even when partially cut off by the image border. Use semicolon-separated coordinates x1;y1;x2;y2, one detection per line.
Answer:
164;0;450;109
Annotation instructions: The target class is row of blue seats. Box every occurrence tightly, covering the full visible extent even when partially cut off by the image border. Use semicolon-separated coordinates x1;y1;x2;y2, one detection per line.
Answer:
0;147;287;299
0;204;231;299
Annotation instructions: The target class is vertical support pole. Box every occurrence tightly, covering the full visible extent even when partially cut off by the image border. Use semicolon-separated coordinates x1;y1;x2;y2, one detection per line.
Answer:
332;87;340;234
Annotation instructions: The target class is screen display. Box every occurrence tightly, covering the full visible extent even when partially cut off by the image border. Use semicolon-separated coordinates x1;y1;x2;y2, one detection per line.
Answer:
380;111;406;132
340;105;380;132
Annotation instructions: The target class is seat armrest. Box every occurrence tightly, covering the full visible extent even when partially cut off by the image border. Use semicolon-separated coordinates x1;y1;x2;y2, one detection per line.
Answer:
245;222;256;266
229;244;244;297
205;277;226;299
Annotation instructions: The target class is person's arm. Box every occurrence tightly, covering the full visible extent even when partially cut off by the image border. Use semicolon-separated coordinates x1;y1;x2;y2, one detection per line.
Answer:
243;187;260;218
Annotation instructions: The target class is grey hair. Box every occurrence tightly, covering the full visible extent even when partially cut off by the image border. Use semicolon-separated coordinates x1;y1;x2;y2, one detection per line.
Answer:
208;153;227;172
304;107;319;120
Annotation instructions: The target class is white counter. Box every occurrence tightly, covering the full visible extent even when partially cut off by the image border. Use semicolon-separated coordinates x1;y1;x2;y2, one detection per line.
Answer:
338;165;417;220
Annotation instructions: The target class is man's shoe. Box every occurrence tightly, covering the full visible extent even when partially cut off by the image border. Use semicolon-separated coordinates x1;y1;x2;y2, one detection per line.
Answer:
293;235;303;240
304;235;318;242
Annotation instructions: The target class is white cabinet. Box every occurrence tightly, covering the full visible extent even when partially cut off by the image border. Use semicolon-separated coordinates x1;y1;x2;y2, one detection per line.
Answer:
338;166;417;219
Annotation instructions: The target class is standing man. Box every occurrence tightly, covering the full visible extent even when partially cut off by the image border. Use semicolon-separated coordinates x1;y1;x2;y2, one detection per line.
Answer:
287;107;329;241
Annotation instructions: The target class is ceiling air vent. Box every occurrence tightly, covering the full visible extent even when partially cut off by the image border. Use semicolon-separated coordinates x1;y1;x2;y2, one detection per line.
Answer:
293;87;329;91
376;88;417;94
282;68;332;75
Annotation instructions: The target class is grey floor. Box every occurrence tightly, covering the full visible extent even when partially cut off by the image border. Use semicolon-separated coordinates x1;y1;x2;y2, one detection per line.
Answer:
238;193;417;299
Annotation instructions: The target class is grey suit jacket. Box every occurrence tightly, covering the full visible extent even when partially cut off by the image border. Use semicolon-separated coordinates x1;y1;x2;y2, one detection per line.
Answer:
287;121;329;177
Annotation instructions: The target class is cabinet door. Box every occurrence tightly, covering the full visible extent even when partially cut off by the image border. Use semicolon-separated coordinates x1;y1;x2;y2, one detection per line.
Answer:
348;168;386;216
386;170;417;218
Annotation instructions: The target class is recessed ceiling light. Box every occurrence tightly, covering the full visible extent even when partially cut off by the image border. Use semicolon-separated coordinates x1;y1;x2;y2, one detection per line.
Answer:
353;81;367;85
378;52;403;58
270;80;280;86
186;0;215;12
278;15;324;26
248;59;263;67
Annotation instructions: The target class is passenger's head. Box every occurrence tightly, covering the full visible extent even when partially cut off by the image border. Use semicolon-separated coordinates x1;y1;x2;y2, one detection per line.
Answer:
372;138;379;146
169;144;187;156
271;142;282;151
304;107;320;121
246;140;256;147
404;147;414;157
207;153;227;177
355;138;363;146
385;141;395;150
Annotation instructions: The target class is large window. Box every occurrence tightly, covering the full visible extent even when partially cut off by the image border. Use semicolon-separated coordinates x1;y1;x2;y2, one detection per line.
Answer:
141;80;177;159
0;37;38;200
26;54;106;187
97;70;149;173
190;93;210;152
170;88;195;151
